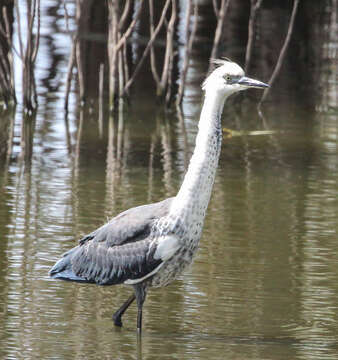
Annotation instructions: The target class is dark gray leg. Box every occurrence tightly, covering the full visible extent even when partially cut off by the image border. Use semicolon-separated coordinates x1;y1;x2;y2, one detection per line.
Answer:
112;294;136;327
134;284;147;333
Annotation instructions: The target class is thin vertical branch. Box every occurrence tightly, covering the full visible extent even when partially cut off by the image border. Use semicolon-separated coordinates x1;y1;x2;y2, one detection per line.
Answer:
31;65;37;107
165;39;175;106
63;0;76;111
27;0;37;58
118;0;131;30
63;0;70;32
64;112;72;153
176;0;198;106
11;0;41;111
159;0;177;96
160;117;174;196
74;107;84;183
122;42;129;94
14;0;23;58
177;0;192;103
0;6;15;106
259;0;300;106
245;0;263;73
98;62;104;138
31;0;41;64
1;7;14;51
122;0;171;95
3;9;16;103
209;0;231;66
116;99;124;164
119;0;131;92
76;37;85;104
6;110;15;163
114;0;144;53
212;0;219;17
108;0;118;107
64;35;77;111
149;0;160;86
118;48;124;98
108;0;143;105
105;111;116;213
25;0;35;109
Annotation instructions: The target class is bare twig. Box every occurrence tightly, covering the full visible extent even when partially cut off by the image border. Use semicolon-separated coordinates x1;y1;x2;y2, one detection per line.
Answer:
114;0;144;53
176;0;198;106
209;0;231;66
8;0;41;110
118;0;131;30
159;0;177;96
63;0;70;32
76;37;85;104
212;0;219;17
0;18;11;79
31;0;41;64
64;35;77;111
149;0;160;86
98;62;104;137
176;0;193;105
160;116;174;196
122;0;171;95
245;0;263;73
108;0;118;106
122;42;129;94
0;6;20;60
259;0;300;106
118;47;124;98
6;109;15;163
1;28;15;104
14;0;24;59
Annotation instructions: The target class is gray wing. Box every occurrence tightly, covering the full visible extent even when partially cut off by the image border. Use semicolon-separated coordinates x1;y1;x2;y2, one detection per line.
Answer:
79;197;174;246
49;197;174;285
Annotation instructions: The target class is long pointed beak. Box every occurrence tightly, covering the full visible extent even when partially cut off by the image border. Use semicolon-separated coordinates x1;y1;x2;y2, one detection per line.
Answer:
238;76;269;89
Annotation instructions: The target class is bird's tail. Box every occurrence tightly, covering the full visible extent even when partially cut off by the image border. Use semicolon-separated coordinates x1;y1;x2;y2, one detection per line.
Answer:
49;246;89;282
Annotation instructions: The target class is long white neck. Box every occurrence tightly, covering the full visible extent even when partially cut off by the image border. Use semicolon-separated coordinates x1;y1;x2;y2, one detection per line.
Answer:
169;90;227;227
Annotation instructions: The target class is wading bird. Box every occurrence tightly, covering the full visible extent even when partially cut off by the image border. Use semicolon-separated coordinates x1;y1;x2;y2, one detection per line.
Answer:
49;60;268;332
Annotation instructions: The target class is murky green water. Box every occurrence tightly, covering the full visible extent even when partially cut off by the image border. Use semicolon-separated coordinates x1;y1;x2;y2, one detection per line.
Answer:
0;1;338;359
1;93;337;359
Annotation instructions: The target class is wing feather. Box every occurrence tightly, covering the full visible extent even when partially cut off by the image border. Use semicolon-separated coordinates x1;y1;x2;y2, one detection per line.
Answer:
79;197;174;247
50;197;174;285
71;239;161;285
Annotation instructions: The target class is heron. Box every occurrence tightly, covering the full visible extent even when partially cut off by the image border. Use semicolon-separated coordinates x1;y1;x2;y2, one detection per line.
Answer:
49;60;268;332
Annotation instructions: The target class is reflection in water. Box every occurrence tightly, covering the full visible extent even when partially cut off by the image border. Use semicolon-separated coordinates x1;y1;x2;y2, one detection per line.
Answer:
1;89;338;359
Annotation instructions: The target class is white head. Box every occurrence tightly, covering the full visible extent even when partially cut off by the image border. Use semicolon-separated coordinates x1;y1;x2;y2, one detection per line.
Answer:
202;60;269;97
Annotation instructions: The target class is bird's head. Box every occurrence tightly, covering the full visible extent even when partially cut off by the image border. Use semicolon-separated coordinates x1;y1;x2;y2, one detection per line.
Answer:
202;59;269;96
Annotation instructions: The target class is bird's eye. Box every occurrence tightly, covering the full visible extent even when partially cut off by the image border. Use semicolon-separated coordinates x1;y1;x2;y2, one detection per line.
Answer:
225;75;231;82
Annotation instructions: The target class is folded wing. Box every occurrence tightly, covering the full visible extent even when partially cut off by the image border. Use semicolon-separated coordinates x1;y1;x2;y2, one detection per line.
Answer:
49;198;174;285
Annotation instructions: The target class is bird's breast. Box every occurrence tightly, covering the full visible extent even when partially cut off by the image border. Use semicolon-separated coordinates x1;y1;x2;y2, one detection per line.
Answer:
149;230;201;288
